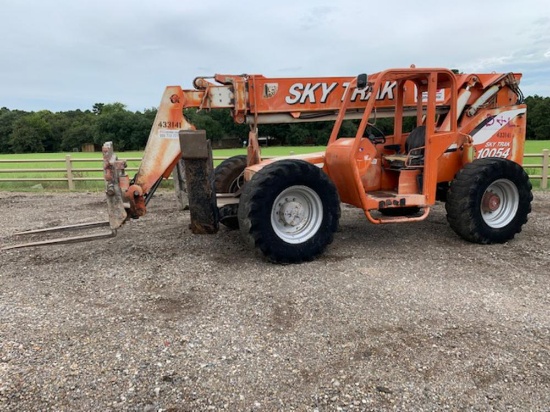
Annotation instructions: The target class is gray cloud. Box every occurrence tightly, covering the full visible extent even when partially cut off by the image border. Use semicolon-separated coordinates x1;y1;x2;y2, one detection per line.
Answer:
1;0;549;112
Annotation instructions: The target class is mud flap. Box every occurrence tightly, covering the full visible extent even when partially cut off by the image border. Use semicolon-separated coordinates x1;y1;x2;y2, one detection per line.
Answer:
179;130;219;234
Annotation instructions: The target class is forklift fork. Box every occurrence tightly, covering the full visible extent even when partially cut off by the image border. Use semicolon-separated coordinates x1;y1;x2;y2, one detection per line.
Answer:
1;221;116;251
1;142;128;251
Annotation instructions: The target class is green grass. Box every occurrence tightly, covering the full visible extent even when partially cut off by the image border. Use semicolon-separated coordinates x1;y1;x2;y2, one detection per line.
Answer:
0;151;144;191
524;140;550;153
213;146;325;158
523;140;550;177
0;142;547;191
522;141;549;189
0;147;325;191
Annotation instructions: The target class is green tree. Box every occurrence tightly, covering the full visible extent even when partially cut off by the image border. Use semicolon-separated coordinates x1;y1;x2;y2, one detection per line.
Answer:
93;108;134;151
209;109;248;140
92;103;105;115
35;110;66;152
92;103;155;151
0;108;26;153
99;102;127;115
126;108;156;150
1;91;547;155
525;95;550;140
287;124;309;145
9;113;52;153
61;123;95;151
184;109;226;141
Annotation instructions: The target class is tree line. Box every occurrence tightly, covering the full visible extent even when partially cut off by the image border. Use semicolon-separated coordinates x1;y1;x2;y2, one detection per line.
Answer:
0;95;549;154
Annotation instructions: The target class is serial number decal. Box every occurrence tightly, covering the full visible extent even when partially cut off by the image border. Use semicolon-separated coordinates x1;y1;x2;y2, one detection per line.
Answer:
476;141;512;159
477;147;511;159
158;129;180;140
157;121;182;129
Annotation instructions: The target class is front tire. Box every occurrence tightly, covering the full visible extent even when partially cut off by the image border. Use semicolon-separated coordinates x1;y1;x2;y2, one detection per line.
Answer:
238;160;340;263
445;158;532;244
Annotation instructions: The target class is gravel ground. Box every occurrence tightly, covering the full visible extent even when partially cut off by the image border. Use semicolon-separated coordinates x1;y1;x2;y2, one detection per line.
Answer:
0;190;549;411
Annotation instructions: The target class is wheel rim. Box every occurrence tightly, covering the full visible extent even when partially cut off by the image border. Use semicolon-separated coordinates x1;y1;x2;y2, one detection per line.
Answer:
271;185;323;244
228;172;244;192
480;179;519;228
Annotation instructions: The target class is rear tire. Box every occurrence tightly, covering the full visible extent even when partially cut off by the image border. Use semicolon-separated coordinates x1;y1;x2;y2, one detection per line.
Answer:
214;155;247;193
214;155;247;229
445;158;532;244
238;160;340;263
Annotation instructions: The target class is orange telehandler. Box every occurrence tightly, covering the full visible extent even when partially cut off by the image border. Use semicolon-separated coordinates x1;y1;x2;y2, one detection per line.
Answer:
4;67;533;263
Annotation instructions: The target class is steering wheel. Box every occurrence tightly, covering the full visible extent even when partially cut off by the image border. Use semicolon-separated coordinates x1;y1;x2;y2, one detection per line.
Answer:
366;123;386;145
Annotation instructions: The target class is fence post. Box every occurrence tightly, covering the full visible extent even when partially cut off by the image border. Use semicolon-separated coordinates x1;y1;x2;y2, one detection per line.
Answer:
65;155;75;190
542;149;549;190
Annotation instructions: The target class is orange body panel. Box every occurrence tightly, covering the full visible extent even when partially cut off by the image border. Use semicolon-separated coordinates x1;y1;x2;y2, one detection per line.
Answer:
135;86;193;194
461;105;527;165
398;170;421;195
247;75;417;116
324;137;376;209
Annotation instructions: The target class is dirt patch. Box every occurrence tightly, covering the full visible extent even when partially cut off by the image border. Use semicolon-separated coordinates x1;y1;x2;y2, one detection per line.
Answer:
1;190;549;410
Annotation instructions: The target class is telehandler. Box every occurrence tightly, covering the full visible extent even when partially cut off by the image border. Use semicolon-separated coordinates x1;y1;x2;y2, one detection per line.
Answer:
4;67;533;263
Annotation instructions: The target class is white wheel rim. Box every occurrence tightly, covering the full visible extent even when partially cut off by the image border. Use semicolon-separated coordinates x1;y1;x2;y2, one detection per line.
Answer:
271;185;323;244
229;171;244;192
480;179;519;228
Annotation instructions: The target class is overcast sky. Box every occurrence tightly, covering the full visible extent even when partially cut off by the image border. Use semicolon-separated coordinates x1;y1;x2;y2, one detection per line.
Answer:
1;0;549;112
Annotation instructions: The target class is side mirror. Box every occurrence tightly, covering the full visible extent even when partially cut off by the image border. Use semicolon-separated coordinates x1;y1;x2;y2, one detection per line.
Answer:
357;73;368;89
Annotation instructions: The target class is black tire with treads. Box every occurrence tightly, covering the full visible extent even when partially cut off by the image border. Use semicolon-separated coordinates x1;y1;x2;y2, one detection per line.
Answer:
238;160;340;263
214;155;247;193
214;155;247;229
445;158;532;244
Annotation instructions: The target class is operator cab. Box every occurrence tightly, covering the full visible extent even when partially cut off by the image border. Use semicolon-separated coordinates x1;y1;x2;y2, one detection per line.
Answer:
324;68;459;221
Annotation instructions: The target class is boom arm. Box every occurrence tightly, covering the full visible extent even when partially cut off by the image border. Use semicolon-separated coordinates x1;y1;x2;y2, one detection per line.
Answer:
105;74;373;227
134;74;422;196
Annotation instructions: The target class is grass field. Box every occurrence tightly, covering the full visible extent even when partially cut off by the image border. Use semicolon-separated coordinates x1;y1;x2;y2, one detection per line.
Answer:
524;140;550;153
0;142;547;191
0;147;327;191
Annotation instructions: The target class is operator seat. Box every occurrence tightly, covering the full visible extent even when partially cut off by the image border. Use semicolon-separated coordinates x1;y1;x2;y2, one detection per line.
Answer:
405;125;426;154
383;125;426;169
404;125;426;166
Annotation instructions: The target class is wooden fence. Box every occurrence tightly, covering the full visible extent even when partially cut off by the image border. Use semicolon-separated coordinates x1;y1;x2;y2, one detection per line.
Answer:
524;150;549;189
0;156;142;190
0;150;548;190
